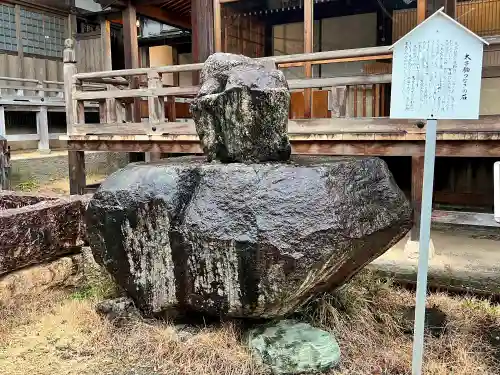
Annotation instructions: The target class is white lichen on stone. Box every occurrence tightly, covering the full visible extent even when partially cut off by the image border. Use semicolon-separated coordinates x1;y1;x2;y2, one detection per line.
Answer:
122;204;176;312
187;237;242;312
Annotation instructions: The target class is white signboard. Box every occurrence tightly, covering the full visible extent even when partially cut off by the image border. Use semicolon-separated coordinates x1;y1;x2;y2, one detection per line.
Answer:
390;10;488;120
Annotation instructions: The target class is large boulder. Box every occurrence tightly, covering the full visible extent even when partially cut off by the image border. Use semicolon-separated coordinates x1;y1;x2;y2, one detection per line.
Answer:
190;53;291;163
86;156;412;318
0;192;90;276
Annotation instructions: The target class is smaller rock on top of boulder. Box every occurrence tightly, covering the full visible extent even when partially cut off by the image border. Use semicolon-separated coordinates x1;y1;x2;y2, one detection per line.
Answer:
190;53;291;163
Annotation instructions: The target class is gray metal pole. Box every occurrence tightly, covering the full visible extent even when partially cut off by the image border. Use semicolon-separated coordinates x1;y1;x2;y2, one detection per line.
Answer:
411;118;438;375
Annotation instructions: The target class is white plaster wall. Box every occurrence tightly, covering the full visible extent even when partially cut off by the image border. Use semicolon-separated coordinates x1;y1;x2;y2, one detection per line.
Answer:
149;46;174;86
480;78;500;115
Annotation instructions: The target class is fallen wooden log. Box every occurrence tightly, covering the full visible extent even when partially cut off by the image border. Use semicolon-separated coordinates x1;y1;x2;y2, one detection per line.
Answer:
0;191;90;276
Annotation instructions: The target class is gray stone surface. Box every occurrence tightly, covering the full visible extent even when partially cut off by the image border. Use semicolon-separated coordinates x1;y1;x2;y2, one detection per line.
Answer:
96;297;141;323
190;53;291;163
0;254;83;302
0;191;90;276
248;320;341;375
86;156;412;318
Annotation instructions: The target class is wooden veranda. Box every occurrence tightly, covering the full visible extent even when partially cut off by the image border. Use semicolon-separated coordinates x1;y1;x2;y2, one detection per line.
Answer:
63;0;500;239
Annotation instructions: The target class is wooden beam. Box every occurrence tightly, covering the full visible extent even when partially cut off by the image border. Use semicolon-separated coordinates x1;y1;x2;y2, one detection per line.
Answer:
214;0;222;52
192;0;215;61
278;54;393;68
122;3;141;120
191;0;215;85
304;0;313;119
288;74;392;90
68;13;77;39
123;1;144;162
64;138;500;158
135;5;191;30
14;5;24;79
73;86;199;100
100;18;117;123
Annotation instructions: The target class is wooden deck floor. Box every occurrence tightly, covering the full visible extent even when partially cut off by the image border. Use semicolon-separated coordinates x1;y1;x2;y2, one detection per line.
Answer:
62;116;500;157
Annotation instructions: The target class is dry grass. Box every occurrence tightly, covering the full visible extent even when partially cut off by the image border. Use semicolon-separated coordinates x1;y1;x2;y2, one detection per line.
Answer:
13;174;106;195
1;271;500;375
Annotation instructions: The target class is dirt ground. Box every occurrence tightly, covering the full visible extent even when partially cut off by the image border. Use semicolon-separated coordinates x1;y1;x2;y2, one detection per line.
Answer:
1;270;499;375
12;175;106;195
5;179;500;374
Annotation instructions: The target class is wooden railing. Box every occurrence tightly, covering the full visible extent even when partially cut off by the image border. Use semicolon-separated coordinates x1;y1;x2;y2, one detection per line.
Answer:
0;77;65;152
63;38;394;138
0;76;105;152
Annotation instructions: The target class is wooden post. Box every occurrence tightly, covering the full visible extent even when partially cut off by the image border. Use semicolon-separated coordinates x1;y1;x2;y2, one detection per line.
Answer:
68;13;77;39
330;86;347;118
147;71;164;161
14;5;24;79
191;0;215;84
100;17;116;123
304;0;314;119
36;83;50;153
411;155;425;241
64;39;86;195
0;106;5;137
0;136;10;191
123;1;144;162
214;0;222;52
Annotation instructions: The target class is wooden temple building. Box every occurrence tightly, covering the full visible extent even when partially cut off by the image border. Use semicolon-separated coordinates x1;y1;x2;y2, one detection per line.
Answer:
61;0;500;236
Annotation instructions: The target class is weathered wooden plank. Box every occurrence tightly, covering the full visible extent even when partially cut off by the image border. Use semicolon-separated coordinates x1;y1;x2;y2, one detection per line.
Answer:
123;1;141;128
0;85;63;93
62;138;500;158
0;106;5;137
330;86;347;118
65;116;500;138
71;122;193;135
101;17;116;123
73;86;199;101
74;64;205;81
147;71;166;127
14;5;23;78
289;74;392;90
37;85;50;152
304;0;314;119
278;54;393;68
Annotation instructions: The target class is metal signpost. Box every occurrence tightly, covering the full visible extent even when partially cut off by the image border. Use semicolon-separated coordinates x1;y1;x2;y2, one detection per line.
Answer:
389;8;488;375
